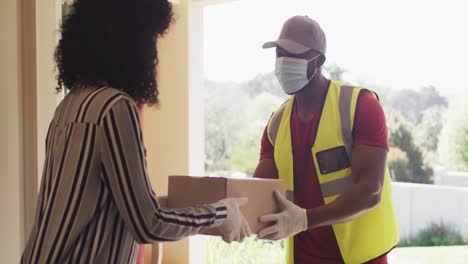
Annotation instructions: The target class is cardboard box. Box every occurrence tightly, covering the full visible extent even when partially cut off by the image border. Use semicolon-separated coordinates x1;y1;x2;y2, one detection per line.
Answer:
167;176;286;235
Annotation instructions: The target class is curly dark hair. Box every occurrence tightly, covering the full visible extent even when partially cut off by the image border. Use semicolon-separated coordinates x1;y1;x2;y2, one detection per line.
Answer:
55;0;173;106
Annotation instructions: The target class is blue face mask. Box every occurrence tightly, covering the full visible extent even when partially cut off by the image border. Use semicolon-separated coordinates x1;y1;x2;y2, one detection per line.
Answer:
275;54;321;94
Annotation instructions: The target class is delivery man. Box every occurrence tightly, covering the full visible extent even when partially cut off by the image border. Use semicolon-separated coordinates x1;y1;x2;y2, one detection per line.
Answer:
254;16;399;264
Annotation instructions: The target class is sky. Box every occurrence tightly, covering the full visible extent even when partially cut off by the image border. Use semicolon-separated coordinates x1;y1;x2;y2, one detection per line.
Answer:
204;0;468;97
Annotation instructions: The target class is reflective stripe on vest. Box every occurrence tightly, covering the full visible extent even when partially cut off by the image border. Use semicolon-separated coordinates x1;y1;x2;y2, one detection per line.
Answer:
339;86;354;158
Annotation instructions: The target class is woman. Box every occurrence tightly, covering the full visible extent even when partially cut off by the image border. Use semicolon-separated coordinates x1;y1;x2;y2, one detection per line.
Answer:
21;0;250;263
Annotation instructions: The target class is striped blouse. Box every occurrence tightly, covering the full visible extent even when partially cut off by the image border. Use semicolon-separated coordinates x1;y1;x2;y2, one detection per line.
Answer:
21;87;227;264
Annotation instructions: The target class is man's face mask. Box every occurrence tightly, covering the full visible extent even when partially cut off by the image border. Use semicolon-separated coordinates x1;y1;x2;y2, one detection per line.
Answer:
275;54;321;94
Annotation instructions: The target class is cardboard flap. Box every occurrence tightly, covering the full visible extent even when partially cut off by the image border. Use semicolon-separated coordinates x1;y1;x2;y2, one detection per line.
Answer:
167;176;227;208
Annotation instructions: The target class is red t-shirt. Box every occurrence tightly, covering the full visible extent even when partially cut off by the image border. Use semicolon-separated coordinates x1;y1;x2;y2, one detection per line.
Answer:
260;91;389;264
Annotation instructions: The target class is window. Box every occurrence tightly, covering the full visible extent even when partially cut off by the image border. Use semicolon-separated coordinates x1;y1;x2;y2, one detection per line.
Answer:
203;0;468;263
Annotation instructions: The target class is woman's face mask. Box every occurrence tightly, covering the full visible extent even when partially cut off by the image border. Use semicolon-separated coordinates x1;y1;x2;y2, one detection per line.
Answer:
275;54;321;94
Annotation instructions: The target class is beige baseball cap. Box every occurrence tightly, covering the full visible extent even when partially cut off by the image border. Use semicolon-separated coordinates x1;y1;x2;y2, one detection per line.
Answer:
262;16;326;55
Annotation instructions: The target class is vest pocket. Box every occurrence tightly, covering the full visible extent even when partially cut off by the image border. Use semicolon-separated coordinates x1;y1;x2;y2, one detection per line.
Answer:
316;145;350;175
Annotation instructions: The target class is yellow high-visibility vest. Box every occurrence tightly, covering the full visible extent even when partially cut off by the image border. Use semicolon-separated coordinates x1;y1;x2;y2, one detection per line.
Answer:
267;80;399;264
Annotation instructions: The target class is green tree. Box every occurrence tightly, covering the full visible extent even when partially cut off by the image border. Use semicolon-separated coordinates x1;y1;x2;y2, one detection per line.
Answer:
388;147;410;182
460;128;468;166
415;106;446;152
385;86;447;169
388;86;447;124
204;80;249;172
228;93;282;175
245;72;287;101
389;122;433;183
438;94;468;170
204;78;283;175
323;64;347;81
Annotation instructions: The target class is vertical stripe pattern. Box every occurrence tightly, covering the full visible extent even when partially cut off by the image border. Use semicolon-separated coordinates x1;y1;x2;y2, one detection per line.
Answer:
21;87;227;264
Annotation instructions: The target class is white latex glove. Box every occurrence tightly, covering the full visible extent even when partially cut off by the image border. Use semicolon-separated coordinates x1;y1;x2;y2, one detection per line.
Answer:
257;190;307;240
214;197;252;243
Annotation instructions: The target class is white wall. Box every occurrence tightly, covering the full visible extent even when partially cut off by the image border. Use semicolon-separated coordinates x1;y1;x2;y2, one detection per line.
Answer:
0;0;23;262
144;1;192;262
434;167;468;188
392;182;468;239
36;0;61;179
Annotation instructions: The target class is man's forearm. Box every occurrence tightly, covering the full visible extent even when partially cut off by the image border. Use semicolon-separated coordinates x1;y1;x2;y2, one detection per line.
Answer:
306;182;381;229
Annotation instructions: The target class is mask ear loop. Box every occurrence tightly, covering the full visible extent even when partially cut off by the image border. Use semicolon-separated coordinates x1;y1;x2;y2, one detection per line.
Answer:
301;67;318;89
304;53;322;85
308;53;322;62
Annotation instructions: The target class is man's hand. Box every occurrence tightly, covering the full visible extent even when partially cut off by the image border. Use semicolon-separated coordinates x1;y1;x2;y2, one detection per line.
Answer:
257;190;307;240
216;197;252;243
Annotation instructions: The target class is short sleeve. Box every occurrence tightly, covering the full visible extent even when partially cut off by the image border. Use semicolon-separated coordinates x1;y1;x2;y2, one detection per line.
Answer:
260;125;275;160
353;91;389;151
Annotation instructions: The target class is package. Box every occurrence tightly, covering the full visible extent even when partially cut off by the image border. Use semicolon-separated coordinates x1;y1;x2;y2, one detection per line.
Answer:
167;175;286;234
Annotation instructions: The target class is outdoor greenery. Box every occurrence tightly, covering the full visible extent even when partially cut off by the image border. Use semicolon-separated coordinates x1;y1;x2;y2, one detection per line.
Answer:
204;78;282;176
205;66;454;182
399;221;468;247
389;123;433;183
384;86;448;183
205;236;285;264
438;93;468;171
